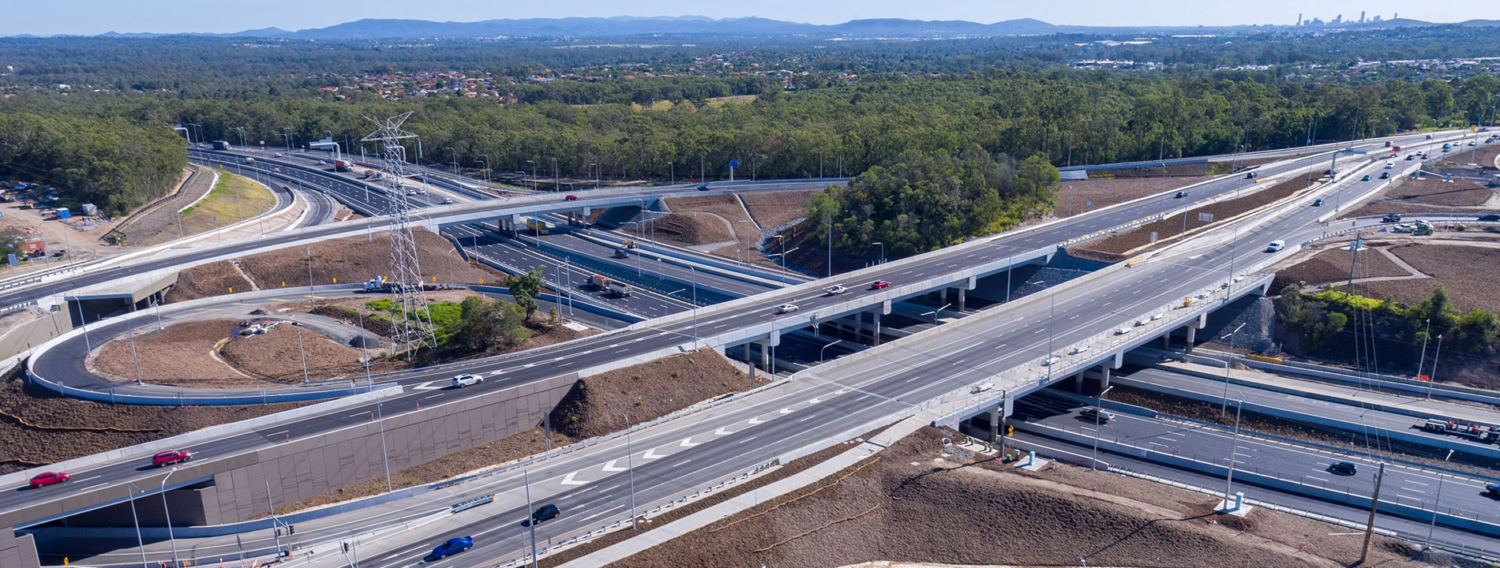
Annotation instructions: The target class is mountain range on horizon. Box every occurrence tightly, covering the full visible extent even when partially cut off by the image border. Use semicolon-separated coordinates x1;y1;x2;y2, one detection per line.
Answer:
40;14;1500;40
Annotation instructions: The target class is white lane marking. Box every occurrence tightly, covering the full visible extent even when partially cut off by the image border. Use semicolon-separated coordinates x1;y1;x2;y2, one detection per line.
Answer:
680;437;701;448
413;381;441;391
714;426;733;436
673;459;692;467
779;407;793;414
602;459;626;472
738;436;759;444
1306;476;1329;483
748;416;765;425
559;471;587;486
425;394;444;400
642;448;666;460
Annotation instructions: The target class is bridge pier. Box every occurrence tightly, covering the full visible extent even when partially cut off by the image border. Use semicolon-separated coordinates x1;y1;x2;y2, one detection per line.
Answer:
1074;372;1084;393
871;311;882;346
1184;313;1207;353
1098;364;1111;391
957;288;966;312
852;312;864;340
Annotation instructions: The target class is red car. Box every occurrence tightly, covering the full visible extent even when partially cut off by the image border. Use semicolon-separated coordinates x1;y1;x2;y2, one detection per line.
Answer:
564;195;578;201
152;449;193;468
28;471;70;489
871;280;891;289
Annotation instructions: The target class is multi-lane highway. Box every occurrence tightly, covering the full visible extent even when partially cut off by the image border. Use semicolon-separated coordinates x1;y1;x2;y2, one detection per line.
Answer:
10;131;1485;565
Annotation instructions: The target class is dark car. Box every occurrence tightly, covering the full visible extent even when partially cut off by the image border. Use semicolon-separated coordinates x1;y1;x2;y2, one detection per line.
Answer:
1361;175;1371;181
530;503;560;526
1479;214;1500;222
1313;198;1324;207
28;471;70;489
1244;171;1257;179
1379;172;1389;179
1329;461;1358;475
564;195;578;201
152;449;193;468
870;280;891;289
1486;483;1500;498
1382;213;1402;223
431;536;473;559
697;183;710;191
1174;191;1187;198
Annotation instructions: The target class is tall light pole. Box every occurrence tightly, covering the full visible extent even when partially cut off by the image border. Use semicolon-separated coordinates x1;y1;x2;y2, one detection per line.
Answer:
1222;399;1244;507
1220;323;1246;415
479;154;490;185
447;147;457;173
162;467;180;565
603;402;638;530
1428;335;1443;400
526;160;536;191
1426;449;1454;550
819;339;840;363
590;163;599;189
1416;318;1431;381
690;265;698;342
1091;385;1113;470
126;483;149;568
871;241;884;265
524;469;539;568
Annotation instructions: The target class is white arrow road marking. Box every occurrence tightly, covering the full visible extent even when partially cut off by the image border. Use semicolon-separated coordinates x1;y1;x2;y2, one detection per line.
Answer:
714;426;733;436
560;472;587;486
808;397;824;404
749;416;766;425
779;407;793;414
602;459;626;472
642;448;666;460
680;437;701;448
413;381;441;391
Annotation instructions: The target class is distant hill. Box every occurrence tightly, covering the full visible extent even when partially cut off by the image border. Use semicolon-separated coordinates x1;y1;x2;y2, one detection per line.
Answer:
56;15;1500;40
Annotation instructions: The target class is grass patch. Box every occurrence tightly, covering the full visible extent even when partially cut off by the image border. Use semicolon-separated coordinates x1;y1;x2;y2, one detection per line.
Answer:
177;170;275;235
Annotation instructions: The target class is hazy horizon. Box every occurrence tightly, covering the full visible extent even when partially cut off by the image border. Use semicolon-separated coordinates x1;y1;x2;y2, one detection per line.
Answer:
1;0;1495;37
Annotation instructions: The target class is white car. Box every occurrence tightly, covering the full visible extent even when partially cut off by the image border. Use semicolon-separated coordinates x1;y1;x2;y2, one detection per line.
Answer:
451;373;483;388
1265;240;1284;252
1384;162;1394;169
1115;326;1133;336
775;304;799;314
274;153;283;157
971;381;995;394
825;285;847;296
1070;345;1091;355
1042;355;1061;366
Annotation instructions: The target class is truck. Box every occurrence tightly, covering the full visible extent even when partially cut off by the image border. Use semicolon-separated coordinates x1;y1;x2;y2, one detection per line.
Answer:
526;219;550;235
590;274;631;297
333;159;355;172
362;278;447;293
212;141;232;150
1413;220;1434;236
1420;418;1500;443
23;239;44;257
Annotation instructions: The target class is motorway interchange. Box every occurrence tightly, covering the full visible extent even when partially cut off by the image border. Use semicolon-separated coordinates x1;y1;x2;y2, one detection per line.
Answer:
7;130;1500;566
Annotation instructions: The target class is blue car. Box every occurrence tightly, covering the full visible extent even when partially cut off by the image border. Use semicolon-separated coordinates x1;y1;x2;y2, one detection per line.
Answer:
431;536;473;559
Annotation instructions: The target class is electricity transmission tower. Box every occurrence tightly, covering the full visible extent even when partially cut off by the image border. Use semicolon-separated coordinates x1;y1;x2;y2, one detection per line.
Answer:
362;112;435;355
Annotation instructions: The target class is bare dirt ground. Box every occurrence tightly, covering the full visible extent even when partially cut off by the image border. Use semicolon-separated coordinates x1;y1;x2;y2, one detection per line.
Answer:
1271;243;1410;291
92;320;270;388
219;323;366;383
1076;177;1315;256
276;427;574;515
0;200;121;273
1346;176;1500;218
234;228;504;290
1057;177;1205;218
1363;243;1500;312
1093;162;1216;177
550;349;766;440
164;261;256;303
116;166;208;247
592;426;1425;568
740;190;815;228
658;194;783;268
0;368;308;474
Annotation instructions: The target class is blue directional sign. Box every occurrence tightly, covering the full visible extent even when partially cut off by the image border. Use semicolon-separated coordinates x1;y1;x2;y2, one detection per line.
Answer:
729;160;740;168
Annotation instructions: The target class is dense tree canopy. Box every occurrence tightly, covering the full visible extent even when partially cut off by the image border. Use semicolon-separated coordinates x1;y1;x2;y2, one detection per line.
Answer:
0;112;186;215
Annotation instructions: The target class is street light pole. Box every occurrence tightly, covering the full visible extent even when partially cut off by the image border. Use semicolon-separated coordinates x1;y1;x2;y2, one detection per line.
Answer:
1426;449;1454;550
1091;385;1113;470
162;467;180;565
872;242;884;265
524;469;539;568
126;483;149;568
1220;323;1246;415
820;339;839;363
1428;335;1443;400
603;402;638;530
1416;318;1431;381
1222;399;1244;505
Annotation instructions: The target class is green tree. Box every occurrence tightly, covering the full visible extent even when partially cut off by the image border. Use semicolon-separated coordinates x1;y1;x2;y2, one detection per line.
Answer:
506;265;545;319
1455;309;1499;353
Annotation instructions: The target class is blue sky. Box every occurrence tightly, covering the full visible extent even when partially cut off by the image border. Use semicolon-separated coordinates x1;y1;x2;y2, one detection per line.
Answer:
2;0;1492;36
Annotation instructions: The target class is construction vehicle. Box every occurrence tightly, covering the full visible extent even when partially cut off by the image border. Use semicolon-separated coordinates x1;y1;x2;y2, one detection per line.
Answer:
621;239;637;249
526;219;550;235
1413;220;1434;236
362;277;447;293
1420;418;1500;443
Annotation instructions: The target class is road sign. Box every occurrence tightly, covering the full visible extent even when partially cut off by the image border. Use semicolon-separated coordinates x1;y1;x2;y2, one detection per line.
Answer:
1150;231;1158;244
729;159;740;168
6;253;15;268
1198;212;1214;223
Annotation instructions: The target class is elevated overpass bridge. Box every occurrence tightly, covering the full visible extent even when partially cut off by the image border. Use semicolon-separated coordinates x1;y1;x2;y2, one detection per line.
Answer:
0;130;1474;565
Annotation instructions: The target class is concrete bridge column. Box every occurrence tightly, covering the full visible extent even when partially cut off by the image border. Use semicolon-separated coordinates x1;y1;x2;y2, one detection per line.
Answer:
1098;364;1111;391
1162;333;1171;350
939;288;948;305
1074;372;1084;393
852;312;864;341
957;288;966;312
1185;326;1197;352
987;408;1001;443
759;340;770;368
871;312;882;346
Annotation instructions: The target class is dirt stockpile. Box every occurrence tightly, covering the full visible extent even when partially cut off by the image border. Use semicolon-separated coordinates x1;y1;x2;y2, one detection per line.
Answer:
219;323;365;383
1272;244;1409;290
603;426;1418;568
0;369;308;474
1058;177;1203;218
658;194;750;246
1365;243;1500;312
1077;177;1314;256
165;261;255;303
92;320;261;388
550;350;762;440
740;190;815;228
278;426;573;515
236;228;502;289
